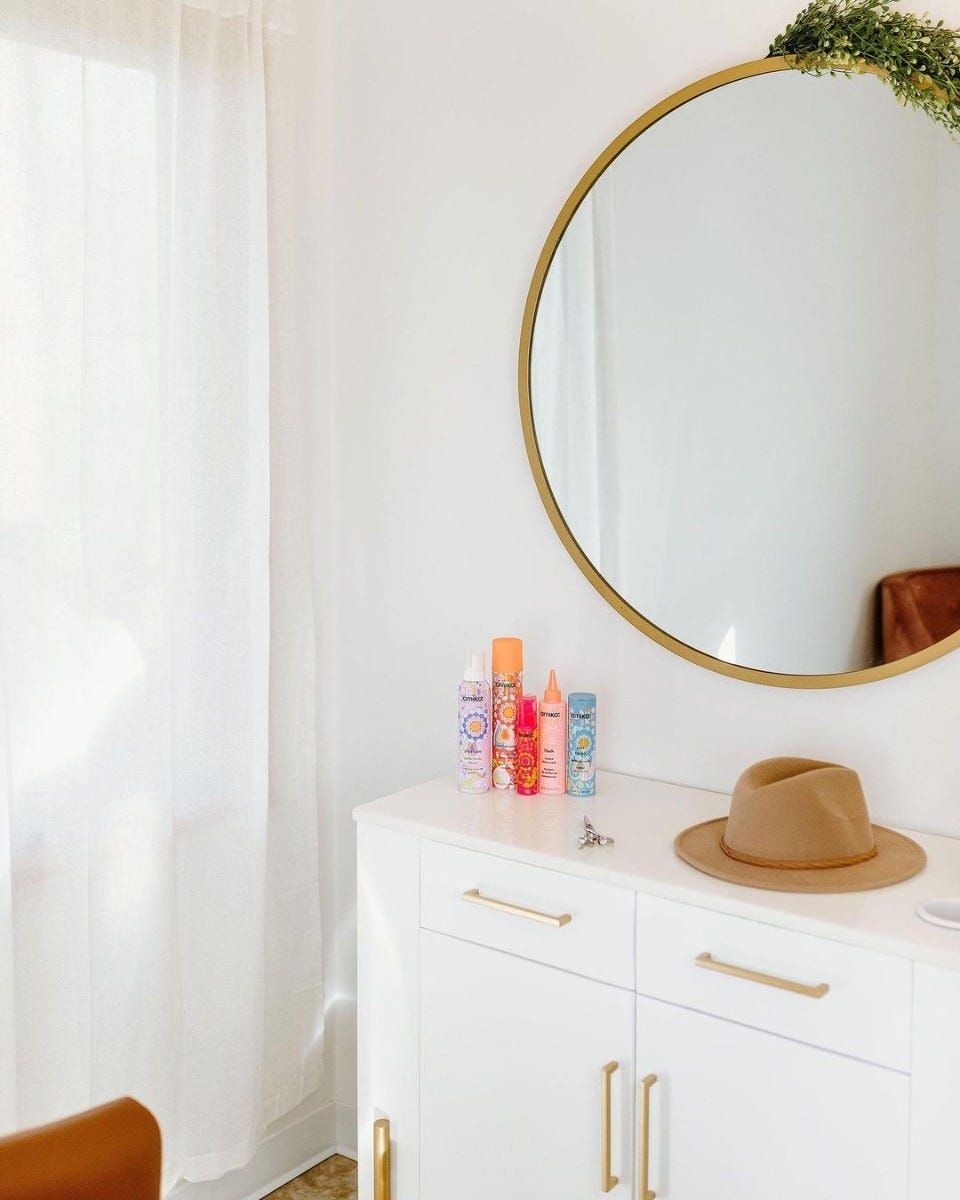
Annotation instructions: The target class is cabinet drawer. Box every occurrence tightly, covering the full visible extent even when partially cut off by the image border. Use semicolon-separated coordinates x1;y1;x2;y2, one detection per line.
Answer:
420;841;634;989
636;895;911;1071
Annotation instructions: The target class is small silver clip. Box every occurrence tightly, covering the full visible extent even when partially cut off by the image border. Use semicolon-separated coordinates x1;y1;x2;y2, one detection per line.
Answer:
578;815;615;849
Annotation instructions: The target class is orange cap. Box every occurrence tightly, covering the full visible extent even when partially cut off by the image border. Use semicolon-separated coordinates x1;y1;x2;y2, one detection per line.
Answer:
543;669;562;703
491;637;523;674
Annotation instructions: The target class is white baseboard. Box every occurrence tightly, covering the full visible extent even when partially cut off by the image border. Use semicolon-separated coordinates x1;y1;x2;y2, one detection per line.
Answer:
170;1100;356;1200
335;1103;358;1159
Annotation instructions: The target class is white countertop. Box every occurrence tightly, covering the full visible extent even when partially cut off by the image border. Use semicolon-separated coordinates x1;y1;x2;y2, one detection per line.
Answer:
354;770;960;971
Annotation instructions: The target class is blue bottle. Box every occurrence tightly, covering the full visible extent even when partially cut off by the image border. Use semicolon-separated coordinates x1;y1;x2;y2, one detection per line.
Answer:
566;692;597;797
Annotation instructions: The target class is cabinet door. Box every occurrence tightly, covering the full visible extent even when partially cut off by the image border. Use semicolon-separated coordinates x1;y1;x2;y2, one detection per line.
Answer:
420;930;634;1200
357;826;420;1200
636;995;909;1200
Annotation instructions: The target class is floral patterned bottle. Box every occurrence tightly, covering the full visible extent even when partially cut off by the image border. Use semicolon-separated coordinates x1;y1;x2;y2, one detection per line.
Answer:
491;637;523;790
566;692;597;797
516;694;539;796
458;652;491;793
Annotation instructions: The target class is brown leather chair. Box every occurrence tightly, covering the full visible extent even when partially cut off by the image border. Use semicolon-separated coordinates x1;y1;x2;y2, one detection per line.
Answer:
879;566;960;663
0;1097;161;1200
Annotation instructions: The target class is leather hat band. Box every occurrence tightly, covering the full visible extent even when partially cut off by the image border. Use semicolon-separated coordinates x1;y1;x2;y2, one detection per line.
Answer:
719;835;879;871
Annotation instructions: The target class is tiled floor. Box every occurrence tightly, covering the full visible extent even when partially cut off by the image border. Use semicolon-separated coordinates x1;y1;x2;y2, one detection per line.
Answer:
267;1155;357;1200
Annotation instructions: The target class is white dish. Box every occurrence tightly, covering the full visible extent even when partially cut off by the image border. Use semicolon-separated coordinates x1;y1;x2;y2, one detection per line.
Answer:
916;899;960;930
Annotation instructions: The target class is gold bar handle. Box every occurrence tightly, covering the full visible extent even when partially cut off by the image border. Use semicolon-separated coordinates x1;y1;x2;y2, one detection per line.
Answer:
373;1118;390;1200
696;951;829;999
461;888;572;927
638;1073;658;1200
601;1061;619;1193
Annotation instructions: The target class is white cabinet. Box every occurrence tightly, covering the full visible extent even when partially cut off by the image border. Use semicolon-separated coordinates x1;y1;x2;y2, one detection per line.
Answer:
355;775;960;1200
636;994;909;1200
356;825;421;1200
419;930;634;1200
909;964;960;1200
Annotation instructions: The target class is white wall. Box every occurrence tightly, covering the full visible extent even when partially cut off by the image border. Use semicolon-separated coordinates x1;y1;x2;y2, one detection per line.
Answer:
327;0;960;1119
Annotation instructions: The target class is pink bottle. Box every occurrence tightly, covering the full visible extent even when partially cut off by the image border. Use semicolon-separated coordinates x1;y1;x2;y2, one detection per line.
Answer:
516;695;539;796
538;669;567;795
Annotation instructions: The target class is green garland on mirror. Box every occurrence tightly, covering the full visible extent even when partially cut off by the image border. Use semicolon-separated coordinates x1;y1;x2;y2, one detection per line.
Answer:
769;0;960;136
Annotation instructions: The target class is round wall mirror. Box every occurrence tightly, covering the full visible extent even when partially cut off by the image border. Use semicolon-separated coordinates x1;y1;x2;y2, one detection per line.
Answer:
520;58;960;688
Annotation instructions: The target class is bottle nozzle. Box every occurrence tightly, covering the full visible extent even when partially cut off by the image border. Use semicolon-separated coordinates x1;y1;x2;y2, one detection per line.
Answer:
463;651;486;682
543;669;562;703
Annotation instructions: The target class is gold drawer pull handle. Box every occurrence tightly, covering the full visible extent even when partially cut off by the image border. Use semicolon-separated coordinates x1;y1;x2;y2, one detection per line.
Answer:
601;1061;619;1193
374;1117;390;1200
461;888;572;926
696;952;829;999
638;1073;657;1200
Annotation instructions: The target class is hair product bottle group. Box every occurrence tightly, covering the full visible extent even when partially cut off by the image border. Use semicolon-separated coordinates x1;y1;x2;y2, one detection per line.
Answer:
458;640;596;797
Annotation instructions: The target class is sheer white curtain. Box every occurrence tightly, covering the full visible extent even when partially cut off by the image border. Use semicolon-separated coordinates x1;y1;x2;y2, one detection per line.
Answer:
0;0;323;1189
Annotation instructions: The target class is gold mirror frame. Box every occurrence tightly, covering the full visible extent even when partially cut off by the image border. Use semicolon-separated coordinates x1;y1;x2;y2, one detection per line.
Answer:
519;55;960;689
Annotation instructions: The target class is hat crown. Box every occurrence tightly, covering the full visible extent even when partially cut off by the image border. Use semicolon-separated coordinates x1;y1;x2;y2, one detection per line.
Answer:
723;757;876;870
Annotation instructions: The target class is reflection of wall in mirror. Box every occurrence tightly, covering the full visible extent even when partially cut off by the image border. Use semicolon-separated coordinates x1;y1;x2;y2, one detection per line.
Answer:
533;70;960;675
933;110;960;532
531;188;618;573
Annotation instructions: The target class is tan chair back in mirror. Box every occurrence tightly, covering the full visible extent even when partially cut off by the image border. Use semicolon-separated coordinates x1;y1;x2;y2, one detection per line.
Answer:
880;567;960;664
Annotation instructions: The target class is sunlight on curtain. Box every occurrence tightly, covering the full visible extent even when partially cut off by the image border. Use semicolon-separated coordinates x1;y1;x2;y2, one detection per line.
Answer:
0;0;322;1188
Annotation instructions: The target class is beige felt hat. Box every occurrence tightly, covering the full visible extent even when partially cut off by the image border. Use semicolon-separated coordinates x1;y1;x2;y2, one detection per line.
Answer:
675;757;926;893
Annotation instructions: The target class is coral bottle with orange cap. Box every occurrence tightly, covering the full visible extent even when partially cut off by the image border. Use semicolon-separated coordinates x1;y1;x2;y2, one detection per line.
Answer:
491;637;522;790
538;669;567;795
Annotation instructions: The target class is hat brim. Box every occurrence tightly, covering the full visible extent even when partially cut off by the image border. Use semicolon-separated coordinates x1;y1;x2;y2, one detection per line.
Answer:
675;818;926;893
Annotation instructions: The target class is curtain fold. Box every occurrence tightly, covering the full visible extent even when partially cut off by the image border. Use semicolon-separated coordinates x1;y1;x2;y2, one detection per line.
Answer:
0;1;322;1188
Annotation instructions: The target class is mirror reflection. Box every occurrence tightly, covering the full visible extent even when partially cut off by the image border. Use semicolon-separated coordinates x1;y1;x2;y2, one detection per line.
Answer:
530;69;960;677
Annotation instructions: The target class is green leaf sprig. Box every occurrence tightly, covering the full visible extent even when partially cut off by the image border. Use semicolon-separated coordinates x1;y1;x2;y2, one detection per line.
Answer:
769;0;960;137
